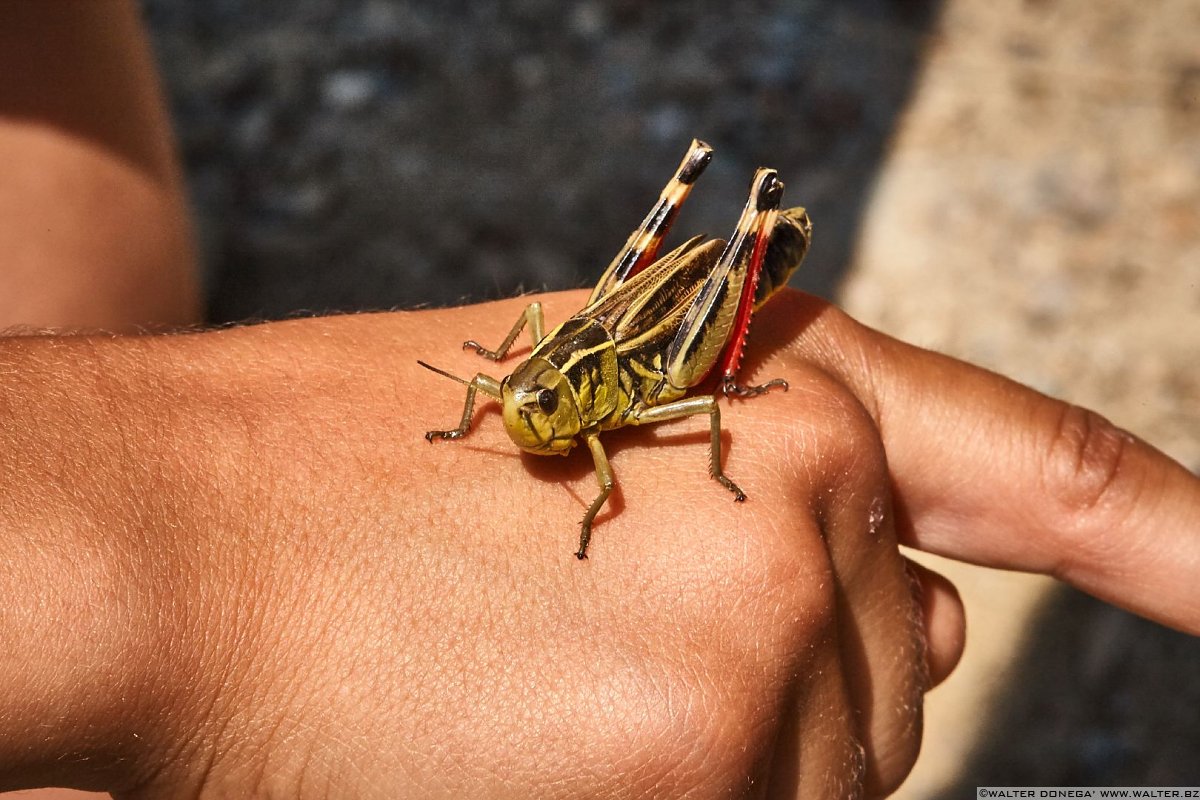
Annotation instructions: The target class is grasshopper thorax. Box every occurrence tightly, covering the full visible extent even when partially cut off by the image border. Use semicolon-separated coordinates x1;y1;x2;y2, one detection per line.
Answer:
501;358;582;455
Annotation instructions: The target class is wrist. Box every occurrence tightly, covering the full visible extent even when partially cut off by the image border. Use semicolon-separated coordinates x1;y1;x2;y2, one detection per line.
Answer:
0;334;215;792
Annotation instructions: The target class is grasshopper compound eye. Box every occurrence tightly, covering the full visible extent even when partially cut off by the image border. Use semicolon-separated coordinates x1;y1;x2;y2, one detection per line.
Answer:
537;388;558;414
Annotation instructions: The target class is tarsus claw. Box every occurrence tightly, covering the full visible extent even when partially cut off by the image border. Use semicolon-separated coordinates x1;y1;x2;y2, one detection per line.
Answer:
721;377;788;398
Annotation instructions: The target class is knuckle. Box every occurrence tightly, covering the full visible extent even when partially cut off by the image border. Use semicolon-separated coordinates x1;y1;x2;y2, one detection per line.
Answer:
770;292;880;387
640;703;769;793
752;529;840;637
1042;402;1135;515
786;365;885;470
572;631;792;794
668;514;840;653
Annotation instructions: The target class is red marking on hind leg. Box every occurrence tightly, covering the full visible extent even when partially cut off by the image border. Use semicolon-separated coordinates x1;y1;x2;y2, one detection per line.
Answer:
717;217;774;386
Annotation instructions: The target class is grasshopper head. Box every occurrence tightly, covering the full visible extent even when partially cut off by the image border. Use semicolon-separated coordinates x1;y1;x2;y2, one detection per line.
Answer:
501;358;581;455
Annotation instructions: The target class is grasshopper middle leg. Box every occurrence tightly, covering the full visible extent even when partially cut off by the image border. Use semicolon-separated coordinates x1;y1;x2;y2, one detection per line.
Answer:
574;396;742;559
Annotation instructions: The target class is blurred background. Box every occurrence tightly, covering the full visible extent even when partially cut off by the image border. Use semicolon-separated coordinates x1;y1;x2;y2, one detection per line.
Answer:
144;0;939;316
14;0;1198;796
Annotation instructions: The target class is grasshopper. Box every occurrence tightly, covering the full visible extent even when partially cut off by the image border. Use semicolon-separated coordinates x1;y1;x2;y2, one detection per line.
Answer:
421;140;812;558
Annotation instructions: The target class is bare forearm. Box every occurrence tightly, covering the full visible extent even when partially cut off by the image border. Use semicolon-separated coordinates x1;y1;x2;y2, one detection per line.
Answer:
0;330;256;792
0;310;865;796
0;294;1191;797
0;317;450;793
0;0;199;330
0;336;167;791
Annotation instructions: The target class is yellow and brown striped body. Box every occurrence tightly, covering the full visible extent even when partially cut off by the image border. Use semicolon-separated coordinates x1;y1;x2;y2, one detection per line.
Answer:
424;139;812;557
524;202;812;440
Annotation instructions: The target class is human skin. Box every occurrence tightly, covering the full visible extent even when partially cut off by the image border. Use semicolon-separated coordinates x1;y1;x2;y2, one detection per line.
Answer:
3;2;1198;796
0;4;948;790
0;4;199;799
0;2;198;331
1;289;1197;798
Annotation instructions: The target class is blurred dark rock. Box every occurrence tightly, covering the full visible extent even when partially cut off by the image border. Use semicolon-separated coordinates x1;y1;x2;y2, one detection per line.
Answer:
936;588;1200;791
140;0;940;320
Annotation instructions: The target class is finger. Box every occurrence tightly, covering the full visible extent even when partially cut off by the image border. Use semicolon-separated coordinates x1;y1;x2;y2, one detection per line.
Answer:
775;368;930;797
772;294;1200;634
766;622;866;799
905;559;966;687
877;335;1200;634
829;516;928;799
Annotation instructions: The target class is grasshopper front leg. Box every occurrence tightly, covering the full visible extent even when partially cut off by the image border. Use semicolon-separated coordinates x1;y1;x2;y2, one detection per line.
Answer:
422;369;503;441
575;398;743;560
577;432;614;559
463;302;545;361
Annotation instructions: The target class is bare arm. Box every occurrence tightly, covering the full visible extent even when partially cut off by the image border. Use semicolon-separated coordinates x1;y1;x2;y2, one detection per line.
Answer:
0;0;199;331
0;290;1195;798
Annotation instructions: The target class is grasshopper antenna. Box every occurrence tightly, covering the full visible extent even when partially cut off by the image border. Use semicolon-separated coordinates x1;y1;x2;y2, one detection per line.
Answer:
417;360;503;401
416;360;473;387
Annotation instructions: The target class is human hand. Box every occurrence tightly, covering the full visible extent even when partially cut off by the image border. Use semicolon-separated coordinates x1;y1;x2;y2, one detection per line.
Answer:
1;289;1194;798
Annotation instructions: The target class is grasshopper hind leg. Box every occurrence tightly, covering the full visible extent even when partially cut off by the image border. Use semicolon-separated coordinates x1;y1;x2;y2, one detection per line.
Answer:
665;169;784;393
587;139;714;305
721;209;812;398
721;375;788;398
